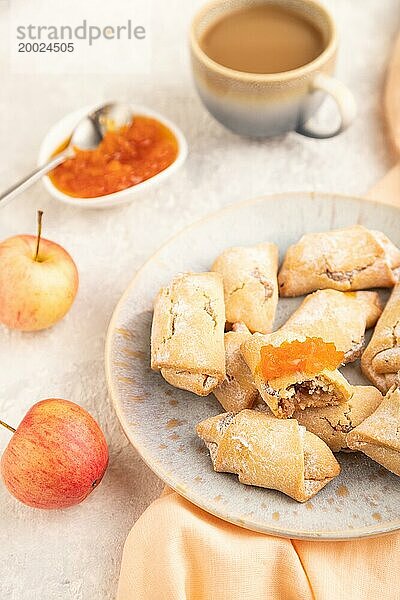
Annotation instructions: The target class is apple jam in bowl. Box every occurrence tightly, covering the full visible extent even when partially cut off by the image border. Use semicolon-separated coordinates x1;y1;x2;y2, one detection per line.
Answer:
39;104;188;209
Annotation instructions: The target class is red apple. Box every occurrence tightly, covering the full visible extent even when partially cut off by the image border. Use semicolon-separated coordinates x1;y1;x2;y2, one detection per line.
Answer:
1;399;109;509
0;211;78;331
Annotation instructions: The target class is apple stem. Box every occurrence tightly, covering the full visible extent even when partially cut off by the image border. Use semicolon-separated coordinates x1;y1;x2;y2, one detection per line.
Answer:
34;210;44;262
0;419;16;434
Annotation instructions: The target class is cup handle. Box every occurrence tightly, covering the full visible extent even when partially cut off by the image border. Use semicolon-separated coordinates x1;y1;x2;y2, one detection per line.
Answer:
296;73;357;139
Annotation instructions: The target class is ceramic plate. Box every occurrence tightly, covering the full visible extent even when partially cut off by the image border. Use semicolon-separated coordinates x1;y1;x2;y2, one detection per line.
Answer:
106;192;400;540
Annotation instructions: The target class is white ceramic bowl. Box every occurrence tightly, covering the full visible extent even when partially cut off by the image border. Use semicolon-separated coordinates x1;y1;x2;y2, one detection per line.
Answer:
38;104;188;209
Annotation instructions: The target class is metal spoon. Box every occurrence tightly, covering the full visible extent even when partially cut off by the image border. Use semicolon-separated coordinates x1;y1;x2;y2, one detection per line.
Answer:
0;103;134;207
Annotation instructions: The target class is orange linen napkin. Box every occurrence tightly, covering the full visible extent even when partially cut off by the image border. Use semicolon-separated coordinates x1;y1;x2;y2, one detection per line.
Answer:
117;486;400;600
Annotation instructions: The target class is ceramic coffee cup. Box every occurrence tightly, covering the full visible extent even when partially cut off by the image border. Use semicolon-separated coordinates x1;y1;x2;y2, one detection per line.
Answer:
190;0;356;138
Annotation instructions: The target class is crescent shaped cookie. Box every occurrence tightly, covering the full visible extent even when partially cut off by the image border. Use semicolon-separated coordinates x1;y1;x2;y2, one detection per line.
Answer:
213;322;259;413
241;332;352;418
211;243;278;333
361;282;400;393
278;225;400;297
151;272;226;396
280;289;382;363
196;409;340;502
292;385;383;452
347;385;400;476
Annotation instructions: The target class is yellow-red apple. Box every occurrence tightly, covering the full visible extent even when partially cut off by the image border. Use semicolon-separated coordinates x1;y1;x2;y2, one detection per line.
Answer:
1;399;109;509
0;212;78;331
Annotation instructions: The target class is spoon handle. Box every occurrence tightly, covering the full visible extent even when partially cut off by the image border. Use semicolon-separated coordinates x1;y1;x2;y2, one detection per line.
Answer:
0;149;72;207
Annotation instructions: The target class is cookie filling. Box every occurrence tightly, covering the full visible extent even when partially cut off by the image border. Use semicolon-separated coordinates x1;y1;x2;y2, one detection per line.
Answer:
276;378;341;418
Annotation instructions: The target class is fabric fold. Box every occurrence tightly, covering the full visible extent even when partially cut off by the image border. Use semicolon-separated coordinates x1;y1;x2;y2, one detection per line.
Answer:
117;487;400;600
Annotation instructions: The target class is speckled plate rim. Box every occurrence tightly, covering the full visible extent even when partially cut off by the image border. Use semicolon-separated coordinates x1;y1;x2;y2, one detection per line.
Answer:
105;191;400;540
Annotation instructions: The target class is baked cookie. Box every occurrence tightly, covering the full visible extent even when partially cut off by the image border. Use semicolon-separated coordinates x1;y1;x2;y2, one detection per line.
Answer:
362;283;400;393
241;333;352;418
279;225;400;297
197;409;340;502
346;385;400;476
151;272;225;396
212;243;278;333
213;322;259;413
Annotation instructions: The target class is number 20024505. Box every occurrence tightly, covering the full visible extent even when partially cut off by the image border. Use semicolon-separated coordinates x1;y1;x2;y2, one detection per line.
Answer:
18;42;74;52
